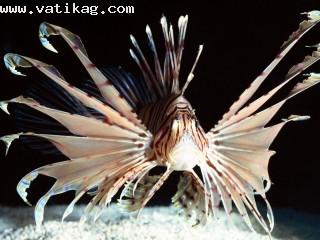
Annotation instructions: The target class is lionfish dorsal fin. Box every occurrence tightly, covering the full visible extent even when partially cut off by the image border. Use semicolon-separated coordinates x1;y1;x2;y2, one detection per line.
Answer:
181;45;204;96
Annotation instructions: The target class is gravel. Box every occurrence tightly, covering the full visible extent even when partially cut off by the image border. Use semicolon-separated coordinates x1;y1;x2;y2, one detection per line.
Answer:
0;205;319;240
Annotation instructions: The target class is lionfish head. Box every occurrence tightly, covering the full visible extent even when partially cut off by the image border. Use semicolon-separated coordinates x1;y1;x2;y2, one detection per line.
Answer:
168;100;206;171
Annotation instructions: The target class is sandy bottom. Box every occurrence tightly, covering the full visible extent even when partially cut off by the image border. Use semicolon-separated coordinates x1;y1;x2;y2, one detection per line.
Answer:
0;205;319;240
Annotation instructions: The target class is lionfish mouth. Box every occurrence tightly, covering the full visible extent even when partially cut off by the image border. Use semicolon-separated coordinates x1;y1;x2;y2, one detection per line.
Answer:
170;133;203;171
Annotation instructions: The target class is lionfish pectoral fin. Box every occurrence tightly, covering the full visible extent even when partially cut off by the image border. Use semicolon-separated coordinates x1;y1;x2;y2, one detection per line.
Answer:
118;167;172;215
78;161;155;223
215;11;320;129
3;22;157;226
172;171;212;226
205;106;315;233
205;12;320;234
38;22;144;128
18;152;155;226
205;113;313;233
4;53;148;135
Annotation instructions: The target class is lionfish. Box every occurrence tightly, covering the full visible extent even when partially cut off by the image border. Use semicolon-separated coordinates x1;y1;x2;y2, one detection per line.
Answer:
1;10;320;236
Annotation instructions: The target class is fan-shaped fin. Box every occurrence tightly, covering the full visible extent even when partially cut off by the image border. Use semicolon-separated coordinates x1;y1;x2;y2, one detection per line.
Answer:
7;132;146;159
215;122;287;150
206;36;320;233
206;114;310;234
81;160;156;222
4;54;148;135
211;71;320;142
216;44;320;131
216;12;320;128
6;96;146;140
17;150;151;226
215;101;284;135
38;22;143;128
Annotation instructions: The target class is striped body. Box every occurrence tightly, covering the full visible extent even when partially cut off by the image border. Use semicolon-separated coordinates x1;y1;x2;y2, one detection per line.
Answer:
140;94;208;170
1;11;320;238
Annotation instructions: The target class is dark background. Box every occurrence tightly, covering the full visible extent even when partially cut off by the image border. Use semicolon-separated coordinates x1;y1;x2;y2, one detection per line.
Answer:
0;0;319;214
